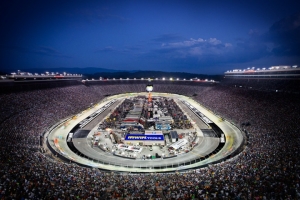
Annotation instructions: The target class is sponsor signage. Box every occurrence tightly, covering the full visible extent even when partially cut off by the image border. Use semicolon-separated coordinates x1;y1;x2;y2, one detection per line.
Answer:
125;134;164;141
144;131;163;135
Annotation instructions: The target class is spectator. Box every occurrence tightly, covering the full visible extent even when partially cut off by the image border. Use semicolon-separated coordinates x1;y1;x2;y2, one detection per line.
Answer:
0;81;299;199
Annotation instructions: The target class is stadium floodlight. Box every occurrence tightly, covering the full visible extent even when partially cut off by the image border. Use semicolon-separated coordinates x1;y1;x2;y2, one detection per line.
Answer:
113;78;115;80
162;77;165;80
176;78;179;80
120;78;122;80
146;85;153;92
170;78;173;80
183;78;186;80
134;78;136;80
127;78;129;80
190;79;192;81
141;78;144;80
155;78;158;80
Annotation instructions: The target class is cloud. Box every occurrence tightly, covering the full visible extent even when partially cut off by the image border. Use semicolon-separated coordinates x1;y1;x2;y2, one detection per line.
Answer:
144;13;300;70
270;13;300;33
33;46;71;58
264;12;300;57
157;37;233;58
162;38;224;48
144;33;272;70
248;29;260;37
122;45;146;54
163;38;204;48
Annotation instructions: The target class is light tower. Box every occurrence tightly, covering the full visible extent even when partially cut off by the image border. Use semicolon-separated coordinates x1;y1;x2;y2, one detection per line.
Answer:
146;84;153;102
146;84;153;119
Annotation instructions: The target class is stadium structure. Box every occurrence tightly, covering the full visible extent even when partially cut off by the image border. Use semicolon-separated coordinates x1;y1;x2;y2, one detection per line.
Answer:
0;67;299;199
225;65;300;79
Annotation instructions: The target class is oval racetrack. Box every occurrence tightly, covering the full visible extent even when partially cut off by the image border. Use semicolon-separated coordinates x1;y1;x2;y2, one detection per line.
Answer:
47;92;245;172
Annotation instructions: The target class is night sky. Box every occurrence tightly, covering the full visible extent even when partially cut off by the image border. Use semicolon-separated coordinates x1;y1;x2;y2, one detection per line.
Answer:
1;0;300;74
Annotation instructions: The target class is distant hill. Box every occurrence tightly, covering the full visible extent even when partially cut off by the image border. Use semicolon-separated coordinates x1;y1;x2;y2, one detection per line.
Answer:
2;67;222;81
88;70;222;81
8;67;123;74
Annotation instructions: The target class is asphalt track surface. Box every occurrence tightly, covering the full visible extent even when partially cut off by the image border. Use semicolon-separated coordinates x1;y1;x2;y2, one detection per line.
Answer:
47;93;245;172
72;137;219;168
81;100;120;131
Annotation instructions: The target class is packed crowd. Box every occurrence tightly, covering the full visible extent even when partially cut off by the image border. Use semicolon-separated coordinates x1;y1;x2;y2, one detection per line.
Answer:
0;82;299;199
141;97;193;130
100;99;135;130
164;99;193;129
222;78;300;93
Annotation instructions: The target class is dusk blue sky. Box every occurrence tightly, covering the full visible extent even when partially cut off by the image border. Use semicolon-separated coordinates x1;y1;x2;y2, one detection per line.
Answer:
1;0;300;74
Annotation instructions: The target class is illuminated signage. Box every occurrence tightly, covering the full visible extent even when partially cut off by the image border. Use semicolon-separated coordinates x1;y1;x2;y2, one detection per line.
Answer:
144;131;163;135
125;134;164;141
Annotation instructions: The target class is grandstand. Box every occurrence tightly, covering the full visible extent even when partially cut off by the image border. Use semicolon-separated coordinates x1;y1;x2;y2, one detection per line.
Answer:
225;65;300;79
224;65;300;93
0;77;299;199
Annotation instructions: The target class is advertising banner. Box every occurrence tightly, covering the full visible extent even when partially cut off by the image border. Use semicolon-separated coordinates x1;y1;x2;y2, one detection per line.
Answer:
125;134;164;141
